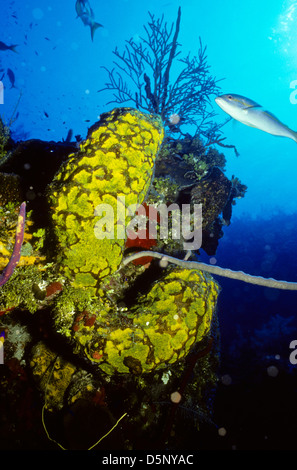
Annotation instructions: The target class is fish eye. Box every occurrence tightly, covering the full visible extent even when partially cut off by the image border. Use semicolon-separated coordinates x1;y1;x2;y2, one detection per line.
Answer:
227;95;233;100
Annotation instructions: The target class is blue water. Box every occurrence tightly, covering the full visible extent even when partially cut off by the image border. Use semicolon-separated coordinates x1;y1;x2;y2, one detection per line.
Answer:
1;0;297;450
2;0;297;217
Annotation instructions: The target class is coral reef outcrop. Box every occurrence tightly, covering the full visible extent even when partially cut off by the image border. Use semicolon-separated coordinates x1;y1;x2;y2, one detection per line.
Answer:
0;107;234;449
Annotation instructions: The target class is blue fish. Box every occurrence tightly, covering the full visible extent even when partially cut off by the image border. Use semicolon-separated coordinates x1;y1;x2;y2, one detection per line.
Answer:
0;41;18;53
75;0;103;41
7;68;16;89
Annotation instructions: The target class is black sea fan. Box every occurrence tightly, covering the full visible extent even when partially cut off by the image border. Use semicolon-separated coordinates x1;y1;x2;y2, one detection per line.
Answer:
98;8;223;143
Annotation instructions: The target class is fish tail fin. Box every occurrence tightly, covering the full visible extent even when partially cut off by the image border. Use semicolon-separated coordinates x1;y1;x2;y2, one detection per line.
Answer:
90;22;103;41
291;131;297;143
10;45;18;53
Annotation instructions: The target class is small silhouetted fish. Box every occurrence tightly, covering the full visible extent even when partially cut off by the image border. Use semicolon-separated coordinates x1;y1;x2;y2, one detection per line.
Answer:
75;0;103;41
0;41;18;53
7;68;16;88
63;129;73;142
44;37;50;41
44;111;49;118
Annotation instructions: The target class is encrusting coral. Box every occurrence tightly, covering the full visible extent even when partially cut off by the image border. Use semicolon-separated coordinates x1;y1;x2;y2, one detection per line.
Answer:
68;268;219;375
48;108;164;293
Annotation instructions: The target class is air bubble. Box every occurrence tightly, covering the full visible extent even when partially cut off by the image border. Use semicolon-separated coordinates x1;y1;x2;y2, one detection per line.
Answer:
218;427;227;437
267;365;279;377
32;8;44;20
170;391;182;403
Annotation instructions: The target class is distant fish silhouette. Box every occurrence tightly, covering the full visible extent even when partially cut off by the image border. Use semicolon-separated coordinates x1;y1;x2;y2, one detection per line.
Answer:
65;129;73;142
75;0;103;41
7;68;16;88
0;41;18;53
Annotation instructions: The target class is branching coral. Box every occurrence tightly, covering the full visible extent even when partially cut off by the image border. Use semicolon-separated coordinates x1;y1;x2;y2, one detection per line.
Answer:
98;8;227;146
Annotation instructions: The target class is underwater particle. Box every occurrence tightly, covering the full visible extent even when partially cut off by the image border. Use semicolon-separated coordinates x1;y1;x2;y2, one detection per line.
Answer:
32;8;44;20
159;257;169;268
133;33;141;43
267;365;279;377
218;427;227;437
209;257;217;265
169;114;180;125
170;391;182;403
40;66;46;72
26;189;36;200
264;288;280;302
85;89;90;95
275;354;280;360
221;374;232;385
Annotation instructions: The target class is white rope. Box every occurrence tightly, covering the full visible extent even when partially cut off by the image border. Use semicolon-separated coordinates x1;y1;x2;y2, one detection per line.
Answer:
122;251;297;291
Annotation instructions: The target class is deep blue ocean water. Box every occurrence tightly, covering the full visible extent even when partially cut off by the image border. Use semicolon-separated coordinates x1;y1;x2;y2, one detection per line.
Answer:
1;0;297;451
